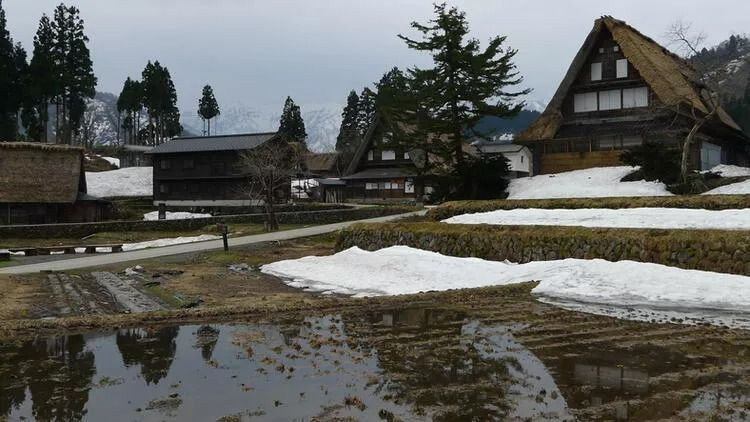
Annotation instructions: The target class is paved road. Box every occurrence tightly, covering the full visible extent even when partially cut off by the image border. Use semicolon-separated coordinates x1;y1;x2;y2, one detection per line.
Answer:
0;210;425;275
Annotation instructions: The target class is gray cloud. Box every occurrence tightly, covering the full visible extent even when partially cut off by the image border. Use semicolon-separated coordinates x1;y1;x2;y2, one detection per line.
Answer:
5;0;748;115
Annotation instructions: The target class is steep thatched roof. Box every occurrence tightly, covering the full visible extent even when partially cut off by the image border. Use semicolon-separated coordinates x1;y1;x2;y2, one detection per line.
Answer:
0;142;86;204
518;16;743;142
306;152;341;172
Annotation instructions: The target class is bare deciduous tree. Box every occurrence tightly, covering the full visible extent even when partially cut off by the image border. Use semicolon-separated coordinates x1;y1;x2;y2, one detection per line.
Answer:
238;139;300;231
665;21;725;182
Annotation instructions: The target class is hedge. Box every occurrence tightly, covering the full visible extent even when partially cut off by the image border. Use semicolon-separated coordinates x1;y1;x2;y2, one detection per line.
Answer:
337;222;750;276
0;206;415;239
427;195;750;221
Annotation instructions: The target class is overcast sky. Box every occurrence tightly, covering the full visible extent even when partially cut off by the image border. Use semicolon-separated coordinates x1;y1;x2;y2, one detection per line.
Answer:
5;0;749;116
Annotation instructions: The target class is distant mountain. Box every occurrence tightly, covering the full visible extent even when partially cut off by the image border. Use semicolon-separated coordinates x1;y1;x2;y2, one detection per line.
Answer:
182;105;342;153
472;108;543;140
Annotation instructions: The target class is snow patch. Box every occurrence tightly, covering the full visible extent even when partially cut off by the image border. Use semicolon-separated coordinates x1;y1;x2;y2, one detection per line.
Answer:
100;156;120;168
705;180;750;195
143;211;212;221
122;235;220;252
262;246;750;328
443;207;750;230
508;167;672;199
703;164;750;178
86;167;152;198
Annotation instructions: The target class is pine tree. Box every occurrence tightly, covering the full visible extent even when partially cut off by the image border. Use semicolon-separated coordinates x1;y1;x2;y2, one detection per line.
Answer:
26;14;57;142
385;3;529;199
335;90;359;152
0;1;25;140
375;67;408;118
141;61;181;145
278;96;307;148
356;87;376;138
50;4;97;144
198;84;220;136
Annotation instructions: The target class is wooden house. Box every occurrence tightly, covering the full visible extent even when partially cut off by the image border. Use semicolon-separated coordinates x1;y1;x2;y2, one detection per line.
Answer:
341;117;428;202
148;132;291;208
517;16;750;174
0;142;111;225
305;152;344;178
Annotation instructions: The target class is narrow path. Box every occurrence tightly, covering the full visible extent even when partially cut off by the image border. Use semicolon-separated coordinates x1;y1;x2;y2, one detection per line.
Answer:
0;210;424;275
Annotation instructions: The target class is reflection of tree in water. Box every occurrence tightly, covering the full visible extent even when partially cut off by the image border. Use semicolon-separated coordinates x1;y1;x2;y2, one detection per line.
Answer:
194;326;220;362
344;308;517;420
0;334;95;421
116;326;179;385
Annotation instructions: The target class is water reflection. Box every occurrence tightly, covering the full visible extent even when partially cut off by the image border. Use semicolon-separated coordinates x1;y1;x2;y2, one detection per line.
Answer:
0;308;739;420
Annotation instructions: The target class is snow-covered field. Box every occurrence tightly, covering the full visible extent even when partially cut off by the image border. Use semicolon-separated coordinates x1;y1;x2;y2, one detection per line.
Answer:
261;246;750;328
143;211;212;221
86;167;152;198
443;207;750;230
507;166;672;199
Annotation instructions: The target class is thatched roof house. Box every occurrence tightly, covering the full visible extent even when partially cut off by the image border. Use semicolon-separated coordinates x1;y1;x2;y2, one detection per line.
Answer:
517;16;749;174
305;152;343;178
0;142;110;225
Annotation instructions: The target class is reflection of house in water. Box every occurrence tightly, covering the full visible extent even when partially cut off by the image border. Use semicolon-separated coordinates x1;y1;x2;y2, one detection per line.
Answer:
0;334;95;421
116;327;179;385
574;363;649;395
375;307;465;330
194;326;220;362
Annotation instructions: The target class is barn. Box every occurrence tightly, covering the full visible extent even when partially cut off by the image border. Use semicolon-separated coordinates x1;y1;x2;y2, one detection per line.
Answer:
0;142;111;225
516;16;750;174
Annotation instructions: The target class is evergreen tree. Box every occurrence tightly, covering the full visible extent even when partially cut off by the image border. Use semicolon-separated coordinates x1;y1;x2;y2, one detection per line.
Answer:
0;1;25;140
375;67;408;118
384;3;529;199
26;14;57;142
356;87;376;138
117;77;144;144
278;96;307;148
50;4;97;144
335;90;359;151
141;61;181;144
198;84;220;136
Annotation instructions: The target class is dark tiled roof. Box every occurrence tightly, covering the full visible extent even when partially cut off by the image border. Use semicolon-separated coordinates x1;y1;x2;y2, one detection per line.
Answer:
148;132;279;154
315;178;346;186
341;167;416;180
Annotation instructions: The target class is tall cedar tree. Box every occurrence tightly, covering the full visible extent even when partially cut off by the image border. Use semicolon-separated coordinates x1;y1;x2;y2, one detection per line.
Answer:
26;15;57;142
141;61;181;145
0;0;25;140
198;85;220;136
117;77;143;144
335;90;359;152
356;87;377;138
51;4;97;144
386;3;528;199
278;96;307;148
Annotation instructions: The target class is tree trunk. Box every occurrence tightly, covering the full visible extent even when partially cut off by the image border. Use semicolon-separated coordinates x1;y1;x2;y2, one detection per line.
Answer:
208;118;211;136
264;188;279;231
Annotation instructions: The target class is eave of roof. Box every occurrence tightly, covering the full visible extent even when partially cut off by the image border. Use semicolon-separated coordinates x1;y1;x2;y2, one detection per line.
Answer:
147;132;279;154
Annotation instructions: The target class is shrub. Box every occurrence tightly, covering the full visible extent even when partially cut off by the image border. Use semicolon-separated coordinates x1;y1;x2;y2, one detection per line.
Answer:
620;142;681;185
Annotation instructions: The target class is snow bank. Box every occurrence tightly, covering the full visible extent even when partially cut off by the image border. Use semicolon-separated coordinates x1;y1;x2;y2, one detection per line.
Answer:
143;211;212;221
261;246;750;320
704;180;750;195
101;156;120;168
443;207;750;230
122;235;220;252
703;164;750;178
86;167;152;198
508;166;672;199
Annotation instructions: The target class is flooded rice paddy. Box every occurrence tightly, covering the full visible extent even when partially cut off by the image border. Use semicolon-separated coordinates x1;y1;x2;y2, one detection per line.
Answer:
1;305;749;421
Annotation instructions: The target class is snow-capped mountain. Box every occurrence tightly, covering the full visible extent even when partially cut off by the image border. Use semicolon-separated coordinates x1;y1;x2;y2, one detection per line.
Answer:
183;104;342;153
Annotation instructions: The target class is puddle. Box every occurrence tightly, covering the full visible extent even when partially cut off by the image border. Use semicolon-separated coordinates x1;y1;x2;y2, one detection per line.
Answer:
0;306;746;420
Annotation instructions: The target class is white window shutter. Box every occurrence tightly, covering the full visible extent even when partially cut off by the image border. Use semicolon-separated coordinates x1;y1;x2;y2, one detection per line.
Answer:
616;59;628;78
599;90;622;110
591;62;603;81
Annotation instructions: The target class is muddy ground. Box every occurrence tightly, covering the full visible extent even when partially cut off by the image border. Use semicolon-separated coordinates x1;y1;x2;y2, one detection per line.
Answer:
1;233;749;420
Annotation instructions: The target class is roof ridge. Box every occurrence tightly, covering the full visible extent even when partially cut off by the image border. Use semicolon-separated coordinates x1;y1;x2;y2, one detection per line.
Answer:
175;131;279;140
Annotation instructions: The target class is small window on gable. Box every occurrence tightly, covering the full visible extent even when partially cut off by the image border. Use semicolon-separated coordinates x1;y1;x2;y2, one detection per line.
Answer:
613;46;620;52
381;150;396;160
367;151;374;161
623;87;649;108
598;47;604;53
599;89;622;111
616;59;628;78
574;92;598;113
591;62;603;81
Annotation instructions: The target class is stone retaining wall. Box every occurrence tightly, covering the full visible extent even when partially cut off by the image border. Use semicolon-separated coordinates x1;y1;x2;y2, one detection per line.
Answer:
337;222;750;275
1;207;413;239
